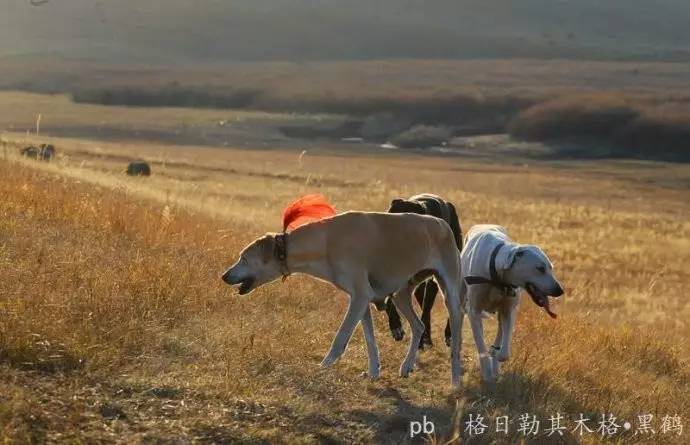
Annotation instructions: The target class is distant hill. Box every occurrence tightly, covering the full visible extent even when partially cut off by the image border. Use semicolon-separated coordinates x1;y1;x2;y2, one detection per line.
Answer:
2;0;690;63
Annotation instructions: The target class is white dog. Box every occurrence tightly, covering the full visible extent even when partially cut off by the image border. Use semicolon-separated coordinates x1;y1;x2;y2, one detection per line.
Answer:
461;224;563;382
222;208;464;388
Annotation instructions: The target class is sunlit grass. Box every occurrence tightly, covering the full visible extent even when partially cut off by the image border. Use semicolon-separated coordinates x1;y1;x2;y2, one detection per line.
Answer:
0;136;688;443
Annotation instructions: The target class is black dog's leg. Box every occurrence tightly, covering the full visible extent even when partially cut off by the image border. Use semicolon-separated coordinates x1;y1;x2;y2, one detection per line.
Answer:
447;202;463;251
444;319;451;347
415;280;438;349
385;297;405;341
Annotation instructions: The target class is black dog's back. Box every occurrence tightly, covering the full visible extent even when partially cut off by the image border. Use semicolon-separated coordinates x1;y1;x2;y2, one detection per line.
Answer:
389;193;463;251
385;193;463;348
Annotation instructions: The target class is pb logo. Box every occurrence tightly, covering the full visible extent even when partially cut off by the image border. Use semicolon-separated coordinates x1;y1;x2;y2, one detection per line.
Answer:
410;415;435;438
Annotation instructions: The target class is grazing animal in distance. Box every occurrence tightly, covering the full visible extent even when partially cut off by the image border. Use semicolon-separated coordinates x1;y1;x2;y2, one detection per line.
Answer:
382;193;462;349
21;144;55;161
221;194;464;389
126;161;151;176
461;224;564;382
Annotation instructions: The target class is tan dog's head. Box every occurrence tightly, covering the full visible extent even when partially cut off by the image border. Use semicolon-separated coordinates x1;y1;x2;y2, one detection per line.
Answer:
221;235;283;295
504;245;564;314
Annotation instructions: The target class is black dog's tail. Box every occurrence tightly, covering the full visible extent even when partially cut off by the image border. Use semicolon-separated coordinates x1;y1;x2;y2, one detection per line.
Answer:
447;202;463;251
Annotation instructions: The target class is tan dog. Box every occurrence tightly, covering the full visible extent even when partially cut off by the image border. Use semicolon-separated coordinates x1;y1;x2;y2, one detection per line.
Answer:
222;211;464;388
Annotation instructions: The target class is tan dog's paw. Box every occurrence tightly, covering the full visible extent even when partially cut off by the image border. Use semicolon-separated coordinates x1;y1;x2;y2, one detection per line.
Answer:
320;356;337;369
399;362;415;377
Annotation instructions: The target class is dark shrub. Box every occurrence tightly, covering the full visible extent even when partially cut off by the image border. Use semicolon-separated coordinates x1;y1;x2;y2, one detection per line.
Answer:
390;125;452;149
509;94;639;142
614;111;690;161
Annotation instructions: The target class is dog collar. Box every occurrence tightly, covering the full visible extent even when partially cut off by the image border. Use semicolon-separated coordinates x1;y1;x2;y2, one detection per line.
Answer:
274;232;290;281
464;242;517;295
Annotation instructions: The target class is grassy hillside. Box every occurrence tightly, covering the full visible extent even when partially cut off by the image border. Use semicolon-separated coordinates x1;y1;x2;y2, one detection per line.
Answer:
3;56;690;160
2;0;690;62
0;135;688;443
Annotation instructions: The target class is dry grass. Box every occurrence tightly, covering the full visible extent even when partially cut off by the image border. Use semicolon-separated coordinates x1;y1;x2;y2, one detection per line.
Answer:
1;136;689;443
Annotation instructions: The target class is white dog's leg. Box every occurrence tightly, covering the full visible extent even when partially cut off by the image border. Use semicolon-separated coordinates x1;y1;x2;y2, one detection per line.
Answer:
490;313;503;378
392;286;424;377
497;307;516;363
469;309;494;382
321;294;369;368
360;305;381;378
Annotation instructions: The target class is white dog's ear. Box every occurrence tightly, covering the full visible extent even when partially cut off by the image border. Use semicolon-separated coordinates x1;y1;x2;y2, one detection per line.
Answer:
505;246;525;268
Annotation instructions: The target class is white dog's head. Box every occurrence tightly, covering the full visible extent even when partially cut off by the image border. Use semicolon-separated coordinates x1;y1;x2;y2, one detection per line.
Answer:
221;235;284;295
503;244;564;315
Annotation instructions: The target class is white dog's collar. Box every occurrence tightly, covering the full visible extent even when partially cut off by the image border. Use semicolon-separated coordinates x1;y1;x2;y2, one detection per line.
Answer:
464;242;516;295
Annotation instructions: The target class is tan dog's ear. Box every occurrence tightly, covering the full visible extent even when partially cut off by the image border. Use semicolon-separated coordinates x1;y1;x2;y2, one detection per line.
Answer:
260;235;275;264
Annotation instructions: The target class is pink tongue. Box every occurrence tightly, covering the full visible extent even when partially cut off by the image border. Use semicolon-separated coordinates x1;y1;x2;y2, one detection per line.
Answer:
543;298;558;319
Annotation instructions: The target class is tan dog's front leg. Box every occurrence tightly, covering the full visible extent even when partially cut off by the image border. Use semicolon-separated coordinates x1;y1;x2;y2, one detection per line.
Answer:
392;286;425;377
321;295;369;368
469;310;494;382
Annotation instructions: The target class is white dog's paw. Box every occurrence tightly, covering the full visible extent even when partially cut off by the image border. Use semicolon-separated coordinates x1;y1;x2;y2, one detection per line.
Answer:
479;356;495;382
491;359;501;378
482;373;497;383
451;379;462;392
450;366;464;390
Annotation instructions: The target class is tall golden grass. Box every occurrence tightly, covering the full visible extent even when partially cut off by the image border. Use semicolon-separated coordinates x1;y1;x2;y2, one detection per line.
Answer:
1;138;688;443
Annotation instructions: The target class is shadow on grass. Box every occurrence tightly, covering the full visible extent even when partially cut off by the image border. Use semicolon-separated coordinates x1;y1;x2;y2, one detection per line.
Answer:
340;371;629;444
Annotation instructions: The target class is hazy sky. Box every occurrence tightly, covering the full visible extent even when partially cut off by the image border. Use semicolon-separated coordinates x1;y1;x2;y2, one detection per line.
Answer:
2;0;689;63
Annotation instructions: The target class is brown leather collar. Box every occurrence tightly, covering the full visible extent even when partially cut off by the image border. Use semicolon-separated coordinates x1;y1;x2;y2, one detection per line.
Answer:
274;232;290;280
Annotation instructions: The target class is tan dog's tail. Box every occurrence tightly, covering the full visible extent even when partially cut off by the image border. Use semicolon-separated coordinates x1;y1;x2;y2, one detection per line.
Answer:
282;194;336;231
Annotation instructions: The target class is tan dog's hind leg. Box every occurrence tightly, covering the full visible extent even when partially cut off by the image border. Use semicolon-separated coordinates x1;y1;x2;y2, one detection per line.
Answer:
392;285;425;377
360;306;381;378
444;279;464;389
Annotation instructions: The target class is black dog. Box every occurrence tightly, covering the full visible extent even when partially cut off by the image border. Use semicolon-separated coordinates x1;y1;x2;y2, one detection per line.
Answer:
383;194;463;349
